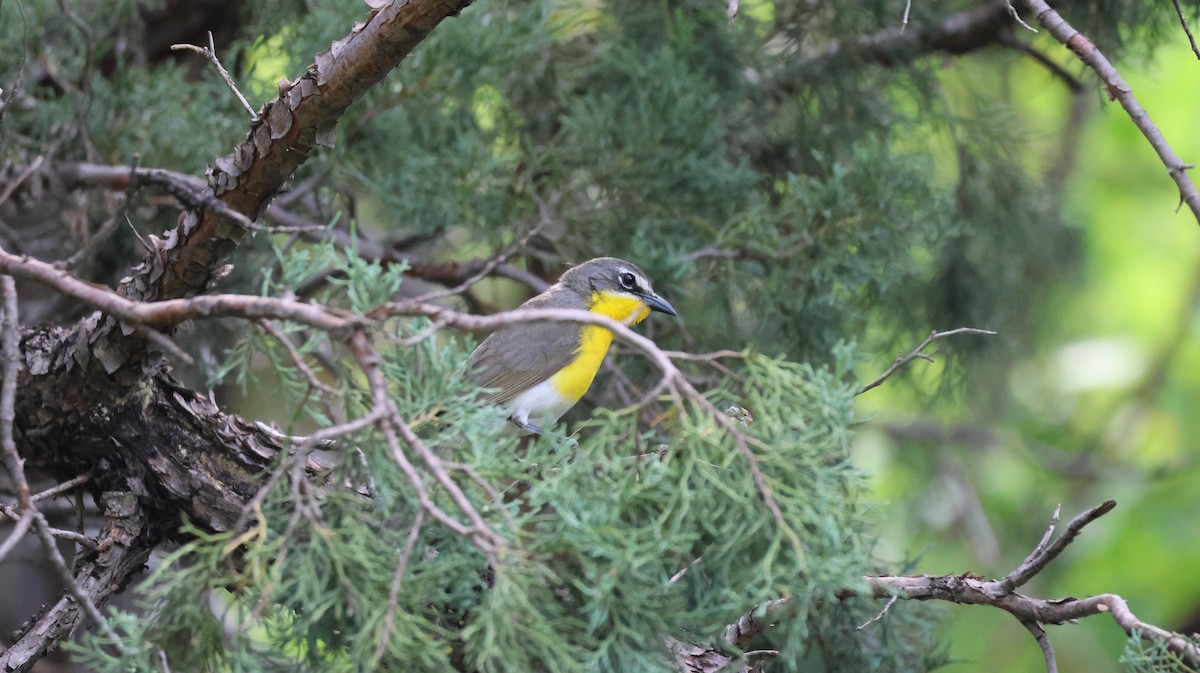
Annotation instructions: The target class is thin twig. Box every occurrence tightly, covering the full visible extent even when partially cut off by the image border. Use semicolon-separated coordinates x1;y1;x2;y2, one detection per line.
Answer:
996;33;1084;92
0;510;33;564
170;32;258;121
30;472;92;503
0;277;121;648
1022;620;1058;673
234;409;387;532
1172;0;1200;60
62;154;141;269
1022;0;1200;224
0;154;44;207
856;327;997;395
257;319;337;396
0;276;29;510
993;500;1116;595
132;324;194;365
29;510;126;652
410;194;555;304
0;502;98;550
858;594;898;630
691;502;1197;670
371;509;425;666
1006;1;1038;32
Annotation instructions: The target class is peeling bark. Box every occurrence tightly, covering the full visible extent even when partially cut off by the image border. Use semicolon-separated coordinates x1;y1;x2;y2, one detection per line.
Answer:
1;2;477;668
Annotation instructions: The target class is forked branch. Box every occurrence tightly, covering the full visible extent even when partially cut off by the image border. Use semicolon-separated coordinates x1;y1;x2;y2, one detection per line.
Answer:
679;501;1199;673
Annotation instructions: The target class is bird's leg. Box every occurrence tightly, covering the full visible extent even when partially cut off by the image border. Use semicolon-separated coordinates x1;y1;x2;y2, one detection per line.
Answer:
509;417;545;436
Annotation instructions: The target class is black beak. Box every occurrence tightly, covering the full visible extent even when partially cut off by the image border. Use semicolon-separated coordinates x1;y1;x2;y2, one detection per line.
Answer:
643;292;677;317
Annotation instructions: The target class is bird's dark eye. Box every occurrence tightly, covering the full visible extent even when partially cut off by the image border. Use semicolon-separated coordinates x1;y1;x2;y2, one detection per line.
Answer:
618;272;637;290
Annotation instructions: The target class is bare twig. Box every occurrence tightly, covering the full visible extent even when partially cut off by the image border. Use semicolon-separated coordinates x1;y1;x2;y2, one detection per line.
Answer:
0;277;121;650
0;502;98;550
30;472;92;503
1172;0;1200;60
777;0;1012;88
0;154;44;207
1006;1;1038;33
1023;0;1200;224
410;196;554;304
0;276;29;510
29;509;126;652
993;500;1116;595
856;327;996;395
257;320;337;396
0;501;151;672
171;32;258;121
0;510;33;564
686;502;1198;672
1022;620;1058;673
858;594;898;630
62;154;141;269
371;509;425;666
234;409;388;532
996;33;1084;92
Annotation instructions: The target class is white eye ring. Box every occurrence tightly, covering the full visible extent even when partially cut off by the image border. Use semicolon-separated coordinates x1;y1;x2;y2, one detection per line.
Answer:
618;272;638;290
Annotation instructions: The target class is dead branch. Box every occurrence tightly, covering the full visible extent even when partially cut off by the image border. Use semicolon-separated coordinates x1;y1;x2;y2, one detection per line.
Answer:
1171;0;1200;61
856;327;996;395
773;0;1014;94
170;31;259;122
1022;0;1200;225
0;494;152;673
675;501;1199;673
54;160;551;293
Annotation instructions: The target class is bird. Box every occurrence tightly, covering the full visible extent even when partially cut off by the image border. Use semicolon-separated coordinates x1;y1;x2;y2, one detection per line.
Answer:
468;257;677;435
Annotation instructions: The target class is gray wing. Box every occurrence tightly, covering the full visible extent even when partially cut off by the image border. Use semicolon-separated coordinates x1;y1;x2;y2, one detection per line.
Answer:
467;291;583;406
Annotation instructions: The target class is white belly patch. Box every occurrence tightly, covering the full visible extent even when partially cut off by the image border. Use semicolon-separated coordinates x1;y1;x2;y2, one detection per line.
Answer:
506;378;576;428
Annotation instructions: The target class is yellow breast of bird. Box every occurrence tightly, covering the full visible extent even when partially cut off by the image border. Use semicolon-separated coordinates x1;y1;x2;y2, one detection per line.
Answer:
548;292;651;403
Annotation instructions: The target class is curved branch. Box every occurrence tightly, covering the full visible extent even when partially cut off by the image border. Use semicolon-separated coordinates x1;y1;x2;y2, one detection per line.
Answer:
1022;0;1200;225
66;0;477;378
124;0;476;306
682;502;1200;672
773;0;1014;94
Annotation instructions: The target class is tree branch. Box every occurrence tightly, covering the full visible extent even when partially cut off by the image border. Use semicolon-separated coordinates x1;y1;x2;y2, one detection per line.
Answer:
773;0;1014;94
856;327;996;395
1022;0;1200;225
0;494;152;673
54;160;552;293
676;502;1200;672
57;0;478;380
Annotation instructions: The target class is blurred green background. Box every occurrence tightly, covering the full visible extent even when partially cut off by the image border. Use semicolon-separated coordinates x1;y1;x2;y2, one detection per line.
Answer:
856;31;1200;671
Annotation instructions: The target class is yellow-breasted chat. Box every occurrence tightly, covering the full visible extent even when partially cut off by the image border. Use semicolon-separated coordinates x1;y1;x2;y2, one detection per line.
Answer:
468;257;676;435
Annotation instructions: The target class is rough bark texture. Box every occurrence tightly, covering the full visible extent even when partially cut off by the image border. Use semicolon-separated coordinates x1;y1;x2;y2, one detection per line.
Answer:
17;0;474;526
90;0;474;379
0;493;151;671
19;324;281;535
1;2;475;669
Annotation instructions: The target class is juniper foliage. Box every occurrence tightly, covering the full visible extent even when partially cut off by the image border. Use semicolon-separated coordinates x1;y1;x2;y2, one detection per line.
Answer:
0;0;1176;671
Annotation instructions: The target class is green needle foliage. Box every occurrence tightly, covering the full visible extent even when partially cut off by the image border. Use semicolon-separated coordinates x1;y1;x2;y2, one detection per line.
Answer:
2;0;1185;670
75;267;932;671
